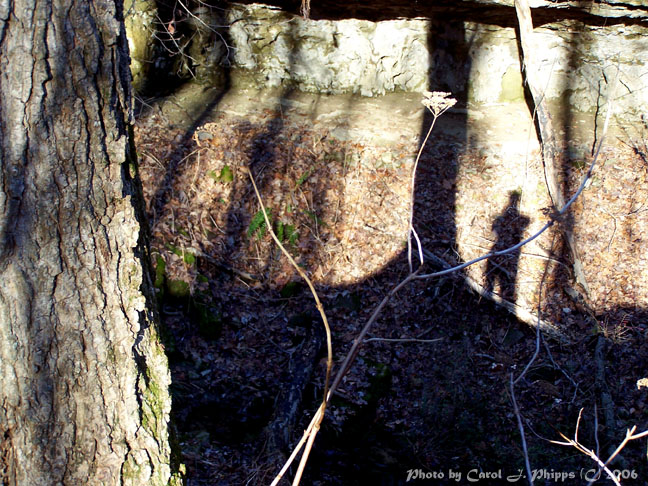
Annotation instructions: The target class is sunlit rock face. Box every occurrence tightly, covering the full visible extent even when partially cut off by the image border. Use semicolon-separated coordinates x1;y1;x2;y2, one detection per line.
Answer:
124;0;158;92
125;1;647;122
129;0;648;312
220;1;647;122
227;5;431;96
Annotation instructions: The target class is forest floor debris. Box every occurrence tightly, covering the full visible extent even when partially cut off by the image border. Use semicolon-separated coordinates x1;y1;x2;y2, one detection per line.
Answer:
135;89;648;485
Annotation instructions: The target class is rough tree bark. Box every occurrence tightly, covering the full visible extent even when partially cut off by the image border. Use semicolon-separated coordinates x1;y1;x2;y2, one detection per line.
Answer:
0;1;182;485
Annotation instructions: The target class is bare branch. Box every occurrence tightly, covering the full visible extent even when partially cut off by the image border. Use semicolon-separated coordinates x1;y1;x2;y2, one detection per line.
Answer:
271;78;613;483
549;409;648;486
416;71;615;283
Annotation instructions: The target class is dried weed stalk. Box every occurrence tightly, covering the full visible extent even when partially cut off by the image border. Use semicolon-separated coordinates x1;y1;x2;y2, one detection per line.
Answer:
267;82;610;484
407;91;456;273
244;167;333;486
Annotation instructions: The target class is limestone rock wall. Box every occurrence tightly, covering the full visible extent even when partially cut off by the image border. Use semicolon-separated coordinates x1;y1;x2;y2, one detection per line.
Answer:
124;0;158;92
227;4;431;96
465;20;647;118
125;1;648;123
223;3;647;122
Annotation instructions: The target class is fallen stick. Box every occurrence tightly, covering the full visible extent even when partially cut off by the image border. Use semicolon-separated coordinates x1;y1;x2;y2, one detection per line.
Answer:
422;249;566;340
514;0;591;295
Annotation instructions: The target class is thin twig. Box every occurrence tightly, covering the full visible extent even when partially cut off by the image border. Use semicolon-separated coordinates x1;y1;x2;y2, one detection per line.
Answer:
510;373;534;486
407;116;435;273
327;270;420;399
272;83;610;484
363;337;444;344
245;168;333;486
542;339;580;403
513;234;554;387
550;408;648;486
509;233;554;486
416;77;614;282
272;269;423;485
422;248;561;337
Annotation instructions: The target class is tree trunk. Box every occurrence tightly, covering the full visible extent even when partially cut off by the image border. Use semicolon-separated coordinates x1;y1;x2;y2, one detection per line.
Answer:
0;1;181;485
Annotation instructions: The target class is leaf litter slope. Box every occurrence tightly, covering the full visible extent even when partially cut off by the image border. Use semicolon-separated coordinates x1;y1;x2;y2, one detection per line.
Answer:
135;101;648;484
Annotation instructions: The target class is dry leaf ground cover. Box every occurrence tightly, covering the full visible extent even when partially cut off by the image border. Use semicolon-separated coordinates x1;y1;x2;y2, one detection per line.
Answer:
134;92;648;485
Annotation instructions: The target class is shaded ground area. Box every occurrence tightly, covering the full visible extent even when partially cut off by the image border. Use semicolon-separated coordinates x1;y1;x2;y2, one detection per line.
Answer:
134;86;648;485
